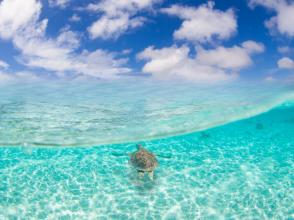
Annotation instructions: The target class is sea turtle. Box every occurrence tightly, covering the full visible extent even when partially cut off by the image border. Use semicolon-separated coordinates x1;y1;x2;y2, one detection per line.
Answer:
129;145;158;180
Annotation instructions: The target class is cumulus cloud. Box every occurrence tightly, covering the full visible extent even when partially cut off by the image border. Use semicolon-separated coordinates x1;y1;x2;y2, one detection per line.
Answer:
86;0;160;16
249;0;294;37
278;46;293;54
197;41;265;69
0;70;42;83
0;0;131;79
12;27;130;78
0;0;41;39
19;48;130;79
69;14;81;22
138;41;264;82
0;60;9;69
265;75;275;82
242;40;265;53
56;28;81;49
88;14;145;40
278;57;294;69
87;0;161;40
138;45;234;82
48;0;70;8
161;1;237;43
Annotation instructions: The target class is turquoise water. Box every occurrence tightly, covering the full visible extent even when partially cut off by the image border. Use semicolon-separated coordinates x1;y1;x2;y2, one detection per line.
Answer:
0;80;294;219
0;80;294;146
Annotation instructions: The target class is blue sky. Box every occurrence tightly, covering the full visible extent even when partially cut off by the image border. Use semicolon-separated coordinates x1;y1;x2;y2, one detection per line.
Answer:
0;0;293;82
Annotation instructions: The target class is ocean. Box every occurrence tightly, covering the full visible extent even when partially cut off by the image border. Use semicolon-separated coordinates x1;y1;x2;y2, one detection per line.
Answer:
0;79;293;219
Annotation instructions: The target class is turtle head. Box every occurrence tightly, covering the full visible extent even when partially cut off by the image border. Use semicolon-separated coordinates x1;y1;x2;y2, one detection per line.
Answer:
137;144;143;150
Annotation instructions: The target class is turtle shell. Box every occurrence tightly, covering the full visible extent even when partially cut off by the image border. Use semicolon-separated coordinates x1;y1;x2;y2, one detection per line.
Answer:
130;147;158;172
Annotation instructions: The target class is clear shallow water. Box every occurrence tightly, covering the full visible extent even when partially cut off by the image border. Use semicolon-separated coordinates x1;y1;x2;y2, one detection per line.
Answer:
0;80;294;146
0;105;294;219
0;80;294;219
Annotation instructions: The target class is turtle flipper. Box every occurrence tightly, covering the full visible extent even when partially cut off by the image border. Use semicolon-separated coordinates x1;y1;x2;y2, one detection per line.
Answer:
148;171;154;180
138;170;145;178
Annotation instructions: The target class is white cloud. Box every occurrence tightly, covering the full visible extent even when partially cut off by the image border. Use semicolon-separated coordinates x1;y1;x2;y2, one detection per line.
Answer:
12;29;131;78
87;0;161;40
0;0;41;39
241;40;265;53
138;45;234;82
0;72;13;82
20;49;130;78
265;75;275;81
57;28;80;49
278;57;294;69
161;1;237;43
249;0;294;37
248;0;279;8
278;46;293;54
196;41;265;69
48;0;70;8
69;14;81;22
88;14;145;40
0;60;9;69
0;0;131;79
86;0;160;16
138;41;264;82
0;70;42;83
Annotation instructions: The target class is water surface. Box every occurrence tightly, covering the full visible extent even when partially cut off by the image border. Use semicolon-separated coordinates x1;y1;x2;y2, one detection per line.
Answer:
0;80;293;146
